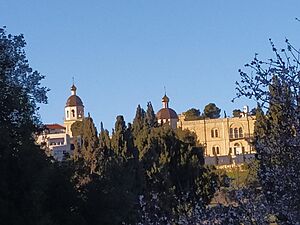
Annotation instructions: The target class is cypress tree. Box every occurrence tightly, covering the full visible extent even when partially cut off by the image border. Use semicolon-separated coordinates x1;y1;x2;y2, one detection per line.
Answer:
145;101;157;128
72;115;100;187
132;104;146;136
99;122;111;150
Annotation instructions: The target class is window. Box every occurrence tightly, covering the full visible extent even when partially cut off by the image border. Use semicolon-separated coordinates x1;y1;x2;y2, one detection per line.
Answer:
234;128;239;138
233;143;241;155
215;129;219;138
239;127;243;138
211;129;219;138
229;128;233;139
67;110;69;118
71;109;75;117
212;146;220;155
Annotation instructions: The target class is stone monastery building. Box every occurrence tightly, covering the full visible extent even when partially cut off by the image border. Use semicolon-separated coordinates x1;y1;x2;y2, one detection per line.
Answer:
37;85;255;164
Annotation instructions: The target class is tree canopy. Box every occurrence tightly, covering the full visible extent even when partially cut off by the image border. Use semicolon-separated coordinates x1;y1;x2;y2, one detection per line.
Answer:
0;27;84;225
235;38;300;223
203;103;221;119
183;108;202;120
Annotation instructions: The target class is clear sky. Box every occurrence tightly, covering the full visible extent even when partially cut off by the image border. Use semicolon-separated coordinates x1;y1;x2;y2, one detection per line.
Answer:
1;1;300;131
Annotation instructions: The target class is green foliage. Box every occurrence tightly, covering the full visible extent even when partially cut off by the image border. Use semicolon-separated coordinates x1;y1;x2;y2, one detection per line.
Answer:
0;27;221;223
71;116;102;191
111;115;136;159
71;120;84;137
99;122;111;150
183;108;202;121
0;27;83;225
71;116;142;225
237;39;300;222
176;127;198;146
145;102;157;127
140;125;219;217
132;104;146;137
203;103;221;119
232;109;242;117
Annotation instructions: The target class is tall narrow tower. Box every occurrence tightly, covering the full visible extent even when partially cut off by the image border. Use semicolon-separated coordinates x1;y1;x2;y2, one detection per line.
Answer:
64;84;84;136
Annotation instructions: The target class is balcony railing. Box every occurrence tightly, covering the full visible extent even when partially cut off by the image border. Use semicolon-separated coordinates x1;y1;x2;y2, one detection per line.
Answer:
229;133;253;142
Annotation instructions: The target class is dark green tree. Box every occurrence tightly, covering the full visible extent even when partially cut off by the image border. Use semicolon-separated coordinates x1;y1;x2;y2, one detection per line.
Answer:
0;27;83;225
99;122;111;150
132;104;146;137
203;103;221;119
232;109;242;117
183;108;202;120
140;126;218;219
72;115;100;188
111;115;134;158
145;101;157;128
236;39;300;222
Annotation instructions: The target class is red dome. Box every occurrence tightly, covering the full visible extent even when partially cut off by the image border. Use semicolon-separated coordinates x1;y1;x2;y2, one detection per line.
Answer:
156;108;178;120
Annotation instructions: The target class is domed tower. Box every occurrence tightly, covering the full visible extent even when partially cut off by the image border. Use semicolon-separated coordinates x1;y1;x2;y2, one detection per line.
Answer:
156;93;178;129
64;84;84;136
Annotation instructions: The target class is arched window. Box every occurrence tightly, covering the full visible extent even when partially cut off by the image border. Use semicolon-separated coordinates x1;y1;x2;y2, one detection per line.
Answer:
239;127;243;138
234;128;239;138
229;128;233;139
212;146;220;155
71;109;75;117
233;143;240;155
66;110;69;118
215;129;219;137
211;128;219;138
216;146;220;154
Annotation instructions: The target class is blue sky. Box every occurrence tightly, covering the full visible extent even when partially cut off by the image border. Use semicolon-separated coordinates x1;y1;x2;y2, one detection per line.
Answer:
1;1;300;131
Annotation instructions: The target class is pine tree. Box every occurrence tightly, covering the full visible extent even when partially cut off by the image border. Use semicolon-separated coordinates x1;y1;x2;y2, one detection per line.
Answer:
203;103;221;119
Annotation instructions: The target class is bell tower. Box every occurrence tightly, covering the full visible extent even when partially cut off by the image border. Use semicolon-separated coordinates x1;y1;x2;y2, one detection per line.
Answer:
64;84;84;136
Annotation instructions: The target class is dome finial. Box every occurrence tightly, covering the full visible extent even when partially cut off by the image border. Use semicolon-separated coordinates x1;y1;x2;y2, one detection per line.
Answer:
162;87;169;108
71;77;77;95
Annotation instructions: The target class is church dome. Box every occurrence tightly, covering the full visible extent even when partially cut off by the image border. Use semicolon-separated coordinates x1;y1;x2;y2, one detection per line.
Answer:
66;95;84;107
65;84;84;107
156;108;178;120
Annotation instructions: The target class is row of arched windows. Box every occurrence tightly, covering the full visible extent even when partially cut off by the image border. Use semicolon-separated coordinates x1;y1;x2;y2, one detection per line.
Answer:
229;127;243;139
66;110;76;118
66;110;84;119
211;127;244;139
212;144;246;156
